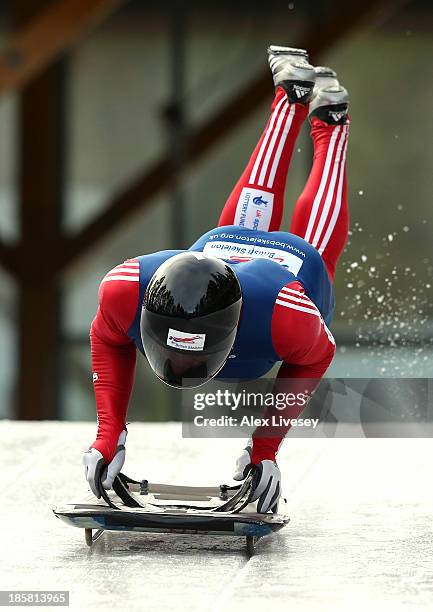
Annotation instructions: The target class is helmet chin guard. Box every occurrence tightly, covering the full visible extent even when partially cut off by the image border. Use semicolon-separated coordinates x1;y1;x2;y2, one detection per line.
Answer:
141;252;242;388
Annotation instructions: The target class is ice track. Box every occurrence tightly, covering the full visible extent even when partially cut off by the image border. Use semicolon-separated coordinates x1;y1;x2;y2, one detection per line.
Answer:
1;421;433;612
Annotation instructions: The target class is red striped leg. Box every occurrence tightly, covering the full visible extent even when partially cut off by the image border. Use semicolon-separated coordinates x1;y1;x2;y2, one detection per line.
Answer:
218;88;308;231
290;119;350;280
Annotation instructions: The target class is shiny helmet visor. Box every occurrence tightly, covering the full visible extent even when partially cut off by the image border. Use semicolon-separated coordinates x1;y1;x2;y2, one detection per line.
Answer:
141;301;241;388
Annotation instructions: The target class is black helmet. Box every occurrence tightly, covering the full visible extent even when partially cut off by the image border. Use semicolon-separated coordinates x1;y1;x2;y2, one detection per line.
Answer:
141;252;242;388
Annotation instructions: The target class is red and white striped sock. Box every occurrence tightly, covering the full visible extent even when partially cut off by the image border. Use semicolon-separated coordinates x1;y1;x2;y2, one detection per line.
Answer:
218;88;308;231
290;117;350;280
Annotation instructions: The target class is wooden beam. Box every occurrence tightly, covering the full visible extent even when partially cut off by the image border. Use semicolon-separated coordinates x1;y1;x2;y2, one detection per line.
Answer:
17;281;62;419
0;0;128;97
16;61;66;419
0;240;18;278
60;0;406;267
15;0;67;420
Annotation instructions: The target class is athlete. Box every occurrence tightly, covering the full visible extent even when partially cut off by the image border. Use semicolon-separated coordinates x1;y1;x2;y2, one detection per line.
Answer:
83;45;350;513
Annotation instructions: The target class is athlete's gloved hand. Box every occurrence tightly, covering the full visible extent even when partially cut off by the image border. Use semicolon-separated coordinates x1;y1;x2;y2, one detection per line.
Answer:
83;430;127;498
233;446;281;512
233;445;252;481
249;460;281;513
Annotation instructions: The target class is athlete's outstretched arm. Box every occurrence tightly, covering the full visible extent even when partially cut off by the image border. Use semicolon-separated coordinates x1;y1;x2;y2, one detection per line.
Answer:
250;359;333;464
290;117;350;280
250;281;336;464
89;261;140;462
218;88;308;232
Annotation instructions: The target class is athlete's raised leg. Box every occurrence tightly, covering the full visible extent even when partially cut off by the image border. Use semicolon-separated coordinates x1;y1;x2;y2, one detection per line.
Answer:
218;47;315;232
290;68;350;281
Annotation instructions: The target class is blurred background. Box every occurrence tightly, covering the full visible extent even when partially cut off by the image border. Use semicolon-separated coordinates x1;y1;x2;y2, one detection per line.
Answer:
0;0;432;422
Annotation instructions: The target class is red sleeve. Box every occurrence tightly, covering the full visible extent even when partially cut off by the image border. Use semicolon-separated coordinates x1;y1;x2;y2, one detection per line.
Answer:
251;280;336;464
271;280;336;368
90;259;140;462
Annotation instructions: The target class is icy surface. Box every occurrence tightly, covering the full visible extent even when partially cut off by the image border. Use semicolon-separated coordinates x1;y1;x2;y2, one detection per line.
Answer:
1;421;433;611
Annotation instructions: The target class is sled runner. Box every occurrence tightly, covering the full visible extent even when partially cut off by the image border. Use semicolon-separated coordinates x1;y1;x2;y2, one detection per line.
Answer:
53;472;289;556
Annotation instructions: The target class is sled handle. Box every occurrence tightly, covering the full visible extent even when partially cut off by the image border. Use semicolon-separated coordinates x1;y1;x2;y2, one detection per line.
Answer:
95;470;254;514
95;469;144;510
